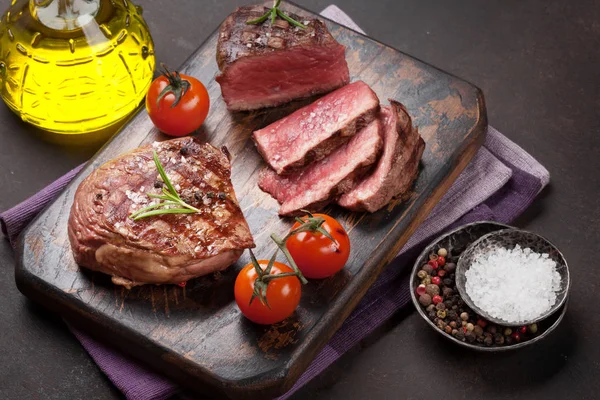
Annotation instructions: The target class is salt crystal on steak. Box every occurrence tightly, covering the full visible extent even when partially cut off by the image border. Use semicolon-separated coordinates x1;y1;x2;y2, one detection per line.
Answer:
465;244;561;323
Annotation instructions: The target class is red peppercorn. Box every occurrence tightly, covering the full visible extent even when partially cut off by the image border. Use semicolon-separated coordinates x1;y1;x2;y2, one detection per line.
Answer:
178;281;187;287
431;276;441;285
428;259;439;269
437;256;446;267
416;284;427;296
477;319;487;328
511;332;521;342
432;295;443;304
519;326;527;334
437;270;446;277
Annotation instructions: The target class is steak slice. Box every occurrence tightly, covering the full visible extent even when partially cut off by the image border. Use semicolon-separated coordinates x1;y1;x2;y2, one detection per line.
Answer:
338;100;426;212
253;81;380;175
259;118;382;216
68;137;255;288
216;5;350;111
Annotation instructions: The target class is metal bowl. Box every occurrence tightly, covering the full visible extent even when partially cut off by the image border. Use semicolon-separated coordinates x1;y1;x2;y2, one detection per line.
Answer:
410;221;569;351
455;228;571;326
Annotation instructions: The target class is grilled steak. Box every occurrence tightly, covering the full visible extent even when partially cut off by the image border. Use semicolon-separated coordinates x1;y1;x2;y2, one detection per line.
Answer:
259;118;382;216
253;81;380;175
68;137;255;288
216;5;350;111
338;101;425;212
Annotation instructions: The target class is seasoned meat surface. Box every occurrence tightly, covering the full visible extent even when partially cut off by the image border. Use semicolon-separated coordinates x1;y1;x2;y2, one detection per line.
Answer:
216;5;350;111
258;118;383;216
68;137;255;288
253;81;380;175
338;101;426;212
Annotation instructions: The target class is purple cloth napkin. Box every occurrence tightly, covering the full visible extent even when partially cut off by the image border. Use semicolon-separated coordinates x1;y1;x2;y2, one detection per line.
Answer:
1;6;550;400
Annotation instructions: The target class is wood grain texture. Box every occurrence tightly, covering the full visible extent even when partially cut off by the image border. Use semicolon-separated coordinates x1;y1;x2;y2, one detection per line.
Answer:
15;2;487;398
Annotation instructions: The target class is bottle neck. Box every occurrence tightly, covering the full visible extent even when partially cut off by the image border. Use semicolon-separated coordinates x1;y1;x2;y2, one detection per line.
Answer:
30;0;100;31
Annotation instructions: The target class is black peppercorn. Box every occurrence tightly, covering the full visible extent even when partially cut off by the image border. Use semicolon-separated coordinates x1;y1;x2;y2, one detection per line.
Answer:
194;191;203;201
426;304;436;313
426;284;440;297
206;192;215;198
486;325;497;335
422;264;434;274
154;180;164;188
428;311;436;321
451;305;458;311
445;263;456;272
180;146;189;156
466;332;476;343
494;334;505;345
484;336;493;346
442;278;453;286
431;270;437;277
218;192;227;200
442;287;453;297
444;300;453;309
447;310;457;320
419;294;432;307
435;302;446;311
455;330;465;341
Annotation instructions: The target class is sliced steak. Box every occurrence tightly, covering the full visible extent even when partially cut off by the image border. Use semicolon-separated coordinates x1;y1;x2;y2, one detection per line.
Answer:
259;118;382;216
68;137;255;288
338;100;425;212
216;5;350;111
253;81;380;175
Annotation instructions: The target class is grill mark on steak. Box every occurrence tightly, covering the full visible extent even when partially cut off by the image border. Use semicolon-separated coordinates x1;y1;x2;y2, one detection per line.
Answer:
338;100;426;212
253;81;380;175
68;137;255;287
258;118;383;216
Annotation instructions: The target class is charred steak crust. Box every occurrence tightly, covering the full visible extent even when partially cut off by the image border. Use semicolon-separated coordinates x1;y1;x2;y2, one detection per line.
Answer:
253;81;380;175
68;137;255;288
216;5;350;111
338;100;426;212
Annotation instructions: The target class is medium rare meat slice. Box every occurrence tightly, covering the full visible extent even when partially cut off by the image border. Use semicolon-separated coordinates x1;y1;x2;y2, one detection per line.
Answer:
253;81;380;175
259;119;382;216
68;137;255;288
338;100;425;212
216;5;350;111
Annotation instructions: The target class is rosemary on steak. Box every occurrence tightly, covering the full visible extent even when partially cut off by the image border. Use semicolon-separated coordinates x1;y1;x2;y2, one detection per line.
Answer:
246;0;306;29
129;151;201;220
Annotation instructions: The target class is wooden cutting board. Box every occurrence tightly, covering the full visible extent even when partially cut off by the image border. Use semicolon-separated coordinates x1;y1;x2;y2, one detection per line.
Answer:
15;2;487;398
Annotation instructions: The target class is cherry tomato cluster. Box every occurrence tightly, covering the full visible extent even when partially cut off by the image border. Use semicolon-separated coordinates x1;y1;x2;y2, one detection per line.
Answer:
234;213;350;325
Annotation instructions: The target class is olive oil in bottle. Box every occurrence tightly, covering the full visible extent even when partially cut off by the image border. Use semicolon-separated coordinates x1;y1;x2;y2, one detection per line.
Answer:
0;0;155;135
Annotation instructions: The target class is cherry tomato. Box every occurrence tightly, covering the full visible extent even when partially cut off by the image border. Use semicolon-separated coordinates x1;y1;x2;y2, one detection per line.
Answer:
234;260;301;325
146;65;209;137
286;214;350;279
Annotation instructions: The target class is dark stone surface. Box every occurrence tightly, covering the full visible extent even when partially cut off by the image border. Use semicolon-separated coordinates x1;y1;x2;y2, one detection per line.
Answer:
0;0;598;399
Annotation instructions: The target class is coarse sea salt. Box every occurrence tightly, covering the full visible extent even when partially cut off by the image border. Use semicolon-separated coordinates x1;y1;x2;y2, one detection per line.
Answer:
465;244;561;323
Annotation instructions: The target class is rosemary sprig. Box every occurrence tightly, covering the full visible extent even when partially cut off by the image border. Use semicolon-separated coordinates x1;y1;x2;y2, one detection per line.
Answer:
246;0;306;29
129;151;201;221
